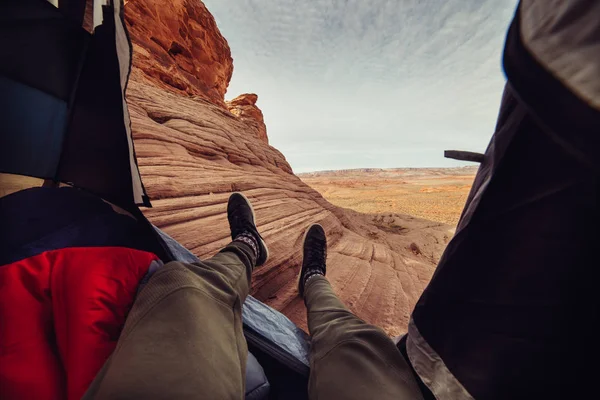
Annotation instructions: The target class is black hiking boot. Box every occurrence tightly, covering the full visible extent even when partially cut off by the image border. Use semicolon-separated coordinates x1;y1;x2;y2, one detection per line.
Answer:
227;192;269;267
298;224;327;297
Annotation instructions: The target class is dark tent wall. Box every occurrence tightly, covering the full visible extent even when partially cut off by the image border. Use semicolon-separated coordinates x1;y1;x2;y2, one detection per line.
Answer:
0;0;150;211
407;2;600;400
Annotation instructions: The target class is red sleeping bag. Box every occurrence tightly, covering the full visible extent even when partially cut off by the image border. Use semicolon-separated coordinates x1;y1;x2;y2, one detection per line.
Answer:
0;247;158;400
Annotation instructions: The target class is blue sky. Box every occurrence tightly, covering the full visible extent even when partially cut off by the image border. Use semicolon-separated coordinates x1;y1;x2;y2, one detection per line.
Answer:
203;0;517;173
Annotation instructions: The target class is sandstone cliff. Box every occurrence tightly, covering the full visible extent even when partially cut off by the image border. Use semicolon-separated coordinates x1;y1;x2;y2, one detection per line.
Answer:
124;0;233;107
226;94;269;144
125;0;452;336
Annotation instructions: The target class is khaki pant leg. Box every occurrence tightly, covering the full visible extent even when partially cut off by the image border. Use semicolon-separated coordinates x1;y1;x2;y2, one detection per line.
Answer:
305;276;423;400
83;242;255;400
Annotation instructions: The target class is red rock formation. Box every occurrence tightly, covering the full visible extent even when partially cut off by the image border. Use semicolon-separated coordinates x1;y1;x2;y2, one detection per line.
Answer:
226;94;269;143
124;0;233;107
124;0;452;336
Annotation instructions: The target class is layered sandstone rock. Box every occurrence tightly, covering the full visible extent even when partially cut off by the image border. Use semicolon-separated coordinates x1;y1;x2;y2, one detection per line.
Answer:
125;0;452;335
124;0;233;107
226;94;269;143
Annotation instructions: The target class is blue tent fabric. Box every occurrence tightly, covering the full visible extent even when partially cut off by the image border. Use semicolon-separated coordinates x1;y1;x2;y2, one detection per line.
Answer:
0;0;151;209
0;76;67;179
0;187;160;266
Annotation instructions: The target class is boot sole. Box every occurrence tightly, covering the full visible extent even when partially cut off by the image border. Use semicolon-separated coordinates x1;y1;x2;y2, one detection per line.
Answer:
235;192;269;265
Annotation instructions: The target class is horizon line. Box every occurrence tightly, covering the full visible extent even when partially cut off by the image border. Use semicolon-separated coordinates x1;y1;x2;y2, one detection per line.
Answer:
296;165;479;175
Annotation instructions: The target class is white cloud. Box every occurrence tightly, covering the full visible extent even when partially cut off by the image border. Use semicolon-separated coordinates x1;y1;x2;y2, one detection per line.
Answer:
203;0;517;172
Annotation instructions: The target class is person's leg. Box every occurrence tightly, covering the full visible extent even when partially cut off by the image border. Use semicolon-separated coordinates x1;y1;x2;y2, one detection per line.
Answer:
300;225;423;400
83;193;268;400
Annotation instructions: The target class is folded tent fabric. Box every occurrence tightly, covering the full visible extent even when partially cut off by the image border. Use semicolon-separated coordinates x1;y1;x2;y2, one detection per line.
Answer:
407;2;600;399
0;0;150;210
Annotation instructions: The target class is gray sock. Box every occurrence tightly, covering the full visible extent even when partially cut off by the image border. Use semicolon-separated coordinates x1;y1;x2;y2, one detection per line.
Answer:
234;231;259;260
304;270;324;287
